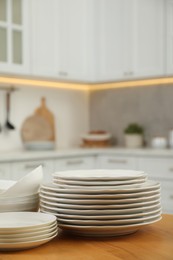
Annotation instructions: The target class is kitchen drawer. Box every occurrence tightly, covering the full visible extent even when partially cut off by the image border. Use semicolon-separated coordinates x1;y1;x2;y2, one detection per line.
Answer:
0;163;12;180
137;157;173;180
159;180;173;214
97;155;137;170
11;160;55;182
54;156;96;171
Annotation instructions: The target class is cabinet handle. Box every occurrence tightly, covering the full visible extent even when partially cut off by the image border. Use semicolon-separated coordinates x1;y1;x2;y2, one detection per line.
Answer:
108;159;127;164
24;163;45;169
169;195;173;200
66;160;83;165
59;71;68;76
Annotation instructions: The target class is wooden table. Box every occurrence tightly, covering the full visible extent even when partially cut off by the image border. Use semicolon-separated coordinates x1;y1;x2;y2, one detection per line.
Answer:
0;214;173;260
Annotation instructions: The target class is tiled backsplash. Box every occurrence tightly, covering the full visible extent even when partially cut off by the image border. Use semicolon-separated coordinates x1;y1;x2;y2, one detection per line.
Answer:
90;85;173;147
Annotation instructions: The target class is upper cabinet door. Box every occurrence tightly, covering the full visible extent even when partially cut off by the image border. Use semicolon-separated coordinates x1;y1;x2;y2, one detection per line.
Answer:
166;0;173;75
132;0;165;78
95;0;165;82
96;0;129;81
30;0;57;77
0;0;29;74
56;0;89;81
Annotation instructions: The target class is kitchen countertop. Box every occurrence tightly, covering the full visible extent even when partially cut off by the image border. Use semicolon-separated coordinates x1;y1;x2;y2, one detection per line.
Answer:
1;147;173;162
0;214;172;260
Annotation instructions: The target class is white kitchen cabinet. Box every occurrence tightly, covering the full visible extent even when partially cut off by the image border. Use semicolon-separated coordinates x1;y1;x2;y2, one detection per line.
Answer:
30;0;57;77
11;159;55;182
30;0;91;81
0;162;12;180
132;0;165;78
0;0;30;74
166;0;173;75
56;0;90;81
137;156;173;214
96;155;137;170
54;156;96;171
95;0;165;81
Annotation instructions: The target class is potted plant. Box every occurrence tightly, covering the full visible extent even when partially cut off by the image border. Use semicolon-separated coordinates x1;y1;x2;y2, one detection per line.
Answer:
124;123;144;148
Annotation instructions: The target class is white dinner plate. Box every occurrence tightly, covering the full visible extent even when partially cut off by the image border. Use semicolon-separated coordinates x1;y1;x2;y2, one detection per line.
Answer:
41;180;160;194
0;232;57;251
58;216;162;237
0;212;57;231
40;200;161;216
40;205;161;220
54;208;161;220
39;199;161;211
40;189;160;201
57;212;161;225
53;169;147;181
53;177;147;186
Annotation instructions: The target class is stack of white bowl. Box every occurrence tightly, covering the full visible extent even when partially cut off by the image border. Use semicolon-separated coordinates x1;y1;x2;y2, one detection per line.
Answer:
0;166;43;212
0;212;58;251
39;169;162;237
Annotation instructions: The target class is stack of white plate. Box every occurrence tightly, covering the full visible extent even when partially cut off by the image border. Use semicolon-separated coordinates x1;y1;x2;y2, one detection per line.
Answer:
0;180;39;212
0;212;58;251
39;169;162;237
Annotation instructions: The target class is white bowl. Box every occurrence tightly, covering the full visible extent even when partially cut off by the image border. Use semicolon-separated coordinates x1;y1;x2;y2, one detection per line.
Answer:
151;137;167;149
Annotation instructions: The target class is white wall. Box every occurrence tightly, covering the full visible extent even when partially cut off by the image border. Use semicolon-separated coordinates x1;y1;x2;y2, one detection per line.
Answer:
0;86;89;151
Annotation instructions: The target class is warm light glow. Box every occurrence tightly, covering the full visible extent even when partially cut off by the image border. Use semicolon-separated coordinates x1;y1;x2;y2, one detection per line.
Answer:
90;77;173;91
0;76;90;91
0;75;173;92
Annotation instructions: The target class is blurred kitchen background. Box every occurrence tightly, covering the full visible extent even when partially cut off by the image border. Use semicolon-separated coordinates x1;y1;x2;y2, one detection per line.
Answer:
0;0;173;150
0;0;173;214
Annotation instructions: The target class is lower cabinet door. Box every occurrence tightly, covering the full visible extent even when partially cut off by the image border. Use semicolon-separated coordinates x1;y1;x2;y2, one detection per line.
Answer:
11;160;55;182
96;155;137;170
54;156;96;171
0;163;12;180
159;180;173;214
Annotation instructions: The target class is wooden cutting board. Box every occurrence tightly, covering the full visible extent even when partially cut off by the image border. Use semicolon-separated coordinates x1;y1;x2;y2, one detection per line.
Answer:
34;97;56;141
21;97;56;142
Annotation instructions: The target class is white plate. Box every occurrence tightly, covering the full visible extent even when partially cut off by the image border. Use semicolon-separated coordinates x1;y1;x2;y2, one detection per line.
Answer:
40;194;160;205
59;216;162;237
53;169;147;181
40;198;161;210
40;188;160;201
57;212;161;225
40;204;161;219
53;177;147;186
0;222;58;238
0;232;57;251
54;208;161;220
41;180;160;194
0;221;57;235
0;229;58;243
0;212;57;231
40;201;161;216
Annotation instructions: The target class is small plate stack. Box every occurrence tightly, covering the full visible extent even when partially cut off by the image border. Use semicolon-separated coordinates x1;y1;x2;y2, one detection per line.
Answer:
0;166;43;212
0;212;58;251
39;169;162;237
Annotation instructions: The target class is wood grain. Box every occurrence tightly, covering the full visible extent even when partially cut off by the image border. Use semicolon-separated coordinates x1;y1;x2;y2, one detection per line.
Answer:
35;97;56;141
0;214;173;259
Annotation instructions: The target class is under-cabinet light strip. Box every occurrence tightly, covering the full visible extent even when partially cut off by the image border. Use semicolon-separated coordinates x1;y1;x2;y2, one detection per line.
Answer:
90;77;173;91
0;76;173;91
0;76;89;91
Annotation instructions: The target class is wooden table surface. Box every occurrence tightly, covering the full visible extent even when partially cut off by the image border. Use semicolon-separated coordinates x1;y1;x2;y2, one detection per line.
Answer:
0;214;173;260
